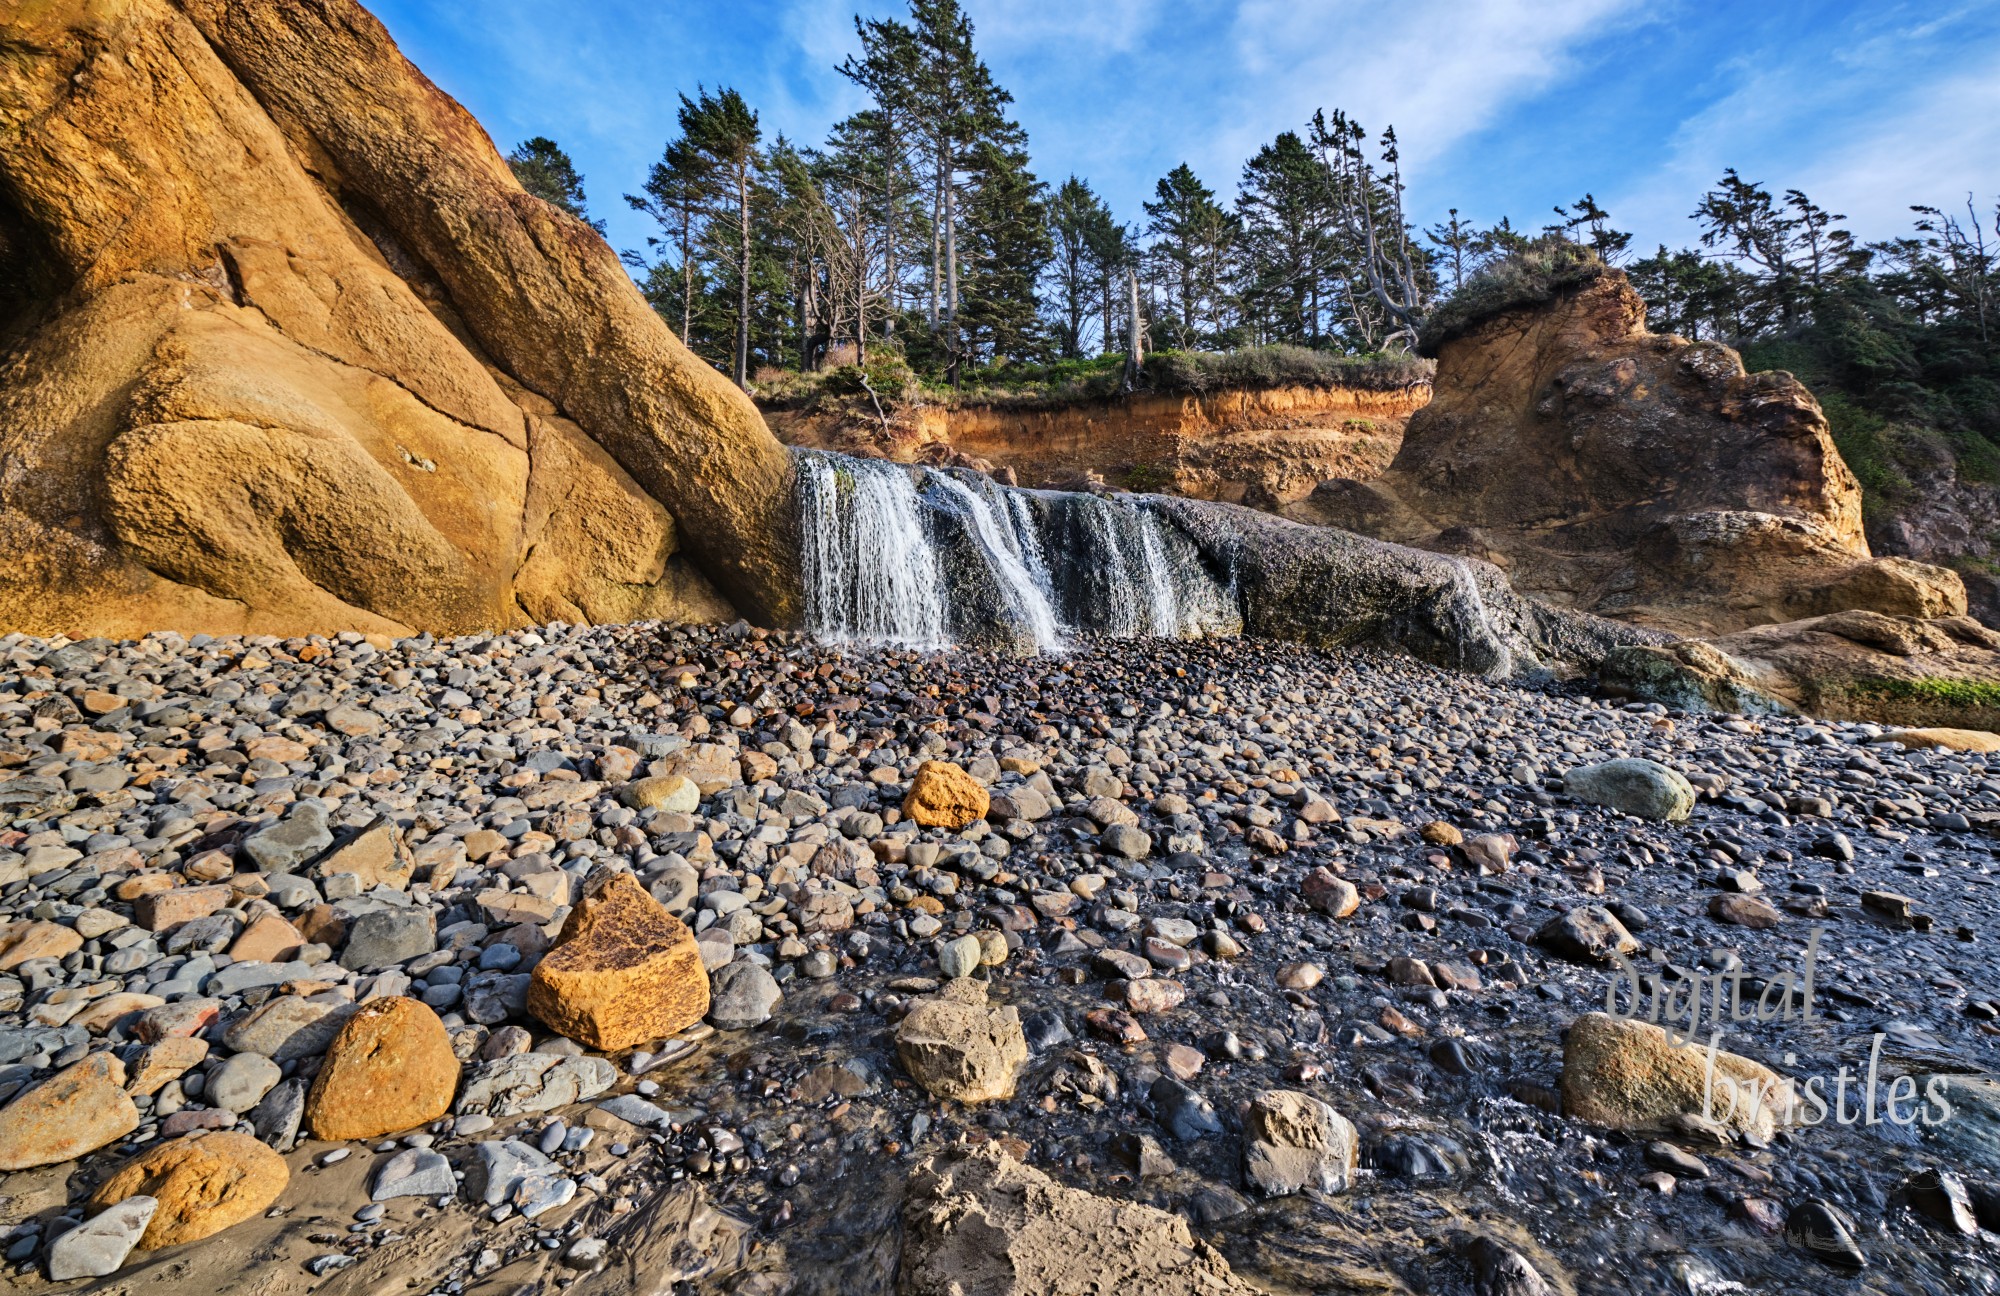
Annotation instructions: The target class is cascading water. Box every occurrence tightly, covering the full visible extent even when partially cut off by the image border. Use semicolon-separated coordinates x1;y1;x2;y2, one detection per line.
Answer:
1137;509;1184;636
794;449;1238;651
928;474;1064;652
1446;557;1514;680
796;454;947;647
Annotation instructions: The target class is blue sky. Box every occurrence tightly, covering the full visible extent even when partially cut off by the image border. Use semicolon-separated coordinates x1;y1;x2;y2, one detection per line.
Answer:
368;0;2000;267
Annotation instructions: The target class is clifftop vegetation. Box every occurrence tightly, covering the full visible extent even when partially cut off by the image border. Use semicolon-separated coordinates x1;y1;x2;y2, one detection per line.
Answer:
1417;238;1609;354
754;346;1432;413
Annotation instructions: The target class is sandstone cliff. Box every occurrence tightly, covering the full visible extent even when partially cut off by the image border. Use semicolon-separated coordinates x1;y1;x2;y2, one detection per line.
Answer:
0;0;799;639
1293;266;1962;637
765;382;1422;510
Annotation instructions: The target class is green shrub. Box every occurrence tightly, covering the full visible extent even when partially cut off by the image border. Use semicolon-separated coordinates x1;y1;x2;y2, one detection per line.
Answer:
754;343;1431;413
822;352;920;408
1140;345;1430;396
1419;237;1607;356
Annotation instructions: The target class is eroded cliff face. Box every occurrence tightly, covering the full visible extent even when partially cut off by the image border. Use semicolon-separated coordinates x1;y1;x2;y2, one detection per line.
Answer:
0;0;798;639
1294;268;1962;638
764;383;1424;510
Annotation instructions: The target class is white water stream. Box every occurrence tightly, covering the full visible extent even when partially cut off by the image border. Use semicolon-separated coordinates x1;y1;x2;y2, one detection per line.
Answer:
795;450;1233;650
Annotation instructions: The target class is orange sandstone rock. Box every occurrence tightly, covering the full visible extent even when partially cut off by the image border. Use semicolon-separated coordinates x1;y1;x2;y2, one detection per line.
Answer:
90;1132;288;1248
0;920;83;971
902;761;989;830
304;997;458;1140
0;1053;138;1170
527;871;709;1051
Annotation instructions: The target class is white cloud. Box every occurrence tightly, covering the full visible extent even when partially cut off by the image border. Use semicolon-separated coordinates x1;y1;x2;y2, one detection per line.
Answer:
1796;67;2000;243
1221;0;1644;171
1605;26;2000;253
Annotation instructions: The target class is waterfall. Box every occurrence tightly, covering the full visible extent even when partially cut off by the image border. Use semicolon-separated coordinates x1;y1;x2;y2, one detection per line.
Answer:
1137;510;1183;637
1005;493;1057;606
1446;557;1513;680
796;454;947;647
794;449;1237;651
929;475;1065;651
1069;494;1146;636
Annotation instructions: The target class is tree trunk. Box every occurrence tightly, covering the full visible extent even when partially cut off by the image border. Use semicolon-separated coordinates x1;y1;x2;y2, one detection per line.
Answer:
928;168;942;333
680;209;694;342
881;123;897;343
797;275;812;372
735;168;751;389
1120;266;1143;393
1102;264;1115;356
944;174;960;388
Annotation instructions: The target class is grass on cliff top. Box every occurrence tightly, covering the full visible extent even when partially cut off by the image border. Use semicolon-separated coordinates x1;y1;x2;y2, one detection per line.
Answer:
1418;238;1609;357
752;344;1432;413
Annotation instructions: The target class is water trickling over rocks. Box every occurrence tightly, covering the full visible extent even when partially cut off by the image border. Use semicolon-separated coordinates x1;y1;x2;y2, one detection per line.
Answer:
795;451;1239;652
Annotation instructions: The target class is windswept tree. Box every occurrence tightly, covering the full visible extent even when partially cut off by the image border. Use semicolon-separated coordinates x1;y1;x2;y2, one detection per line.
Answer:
1306;110;1430;349
625;133;716;342
679;87;765;388
507;137;606;234
1908;196;1996;342
1548;193;1631;264
1692;170;1861;331
1425;209;1478;297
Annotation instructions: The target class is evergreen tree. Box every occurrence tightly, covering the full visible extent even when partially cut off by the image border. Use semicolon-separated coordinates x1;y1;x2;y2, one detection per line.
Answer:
1473;216;1532;262
1693;170;1862;331
902;0;1022;383
1626;244;1749;340
1047;177;1117;357
960;141;1050;364
625;134;717;343
507;137;606;234
678;87;765;388
1425;209;1478;296
836;15;924;345
1549;193;1631;263
1307;110;1432;350
1236;132;1335;345
1089;218;1137;358
1144;163;1238;349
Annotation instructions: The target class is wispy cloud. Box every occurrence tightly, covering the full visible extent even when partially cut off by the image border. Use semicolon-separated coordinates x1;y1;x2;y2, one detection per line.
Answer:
1601;5;2000;252
367;0;2000;263
1220;0;1644;171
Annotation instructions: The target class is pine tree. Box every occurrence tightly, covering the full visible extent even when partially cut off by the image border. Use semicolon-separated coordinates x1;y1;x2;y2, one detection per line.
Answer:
1236;132;1335;345
678;87;765;388
625;134;717;343
960;141;1050;365
1089;218;1136;358
837;16;923;345
906;0;1017;383
507;137;606;234
1047;177;1117;357
1549;193;1632;263
1144;164;1237;349
1426;209;1478;295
